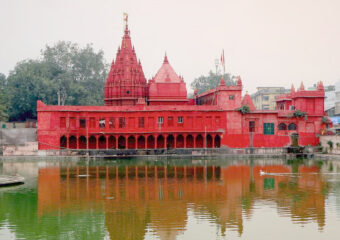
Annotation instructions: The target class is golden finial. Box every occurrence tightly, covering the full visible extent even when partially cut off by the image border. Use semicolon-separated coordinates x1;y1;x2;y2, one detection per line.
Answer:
123;13;128;28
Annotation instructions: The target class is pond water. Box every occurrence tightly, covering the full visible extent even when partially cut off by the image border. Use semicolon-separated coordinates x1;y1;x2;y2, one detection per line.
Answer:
1;158;340;240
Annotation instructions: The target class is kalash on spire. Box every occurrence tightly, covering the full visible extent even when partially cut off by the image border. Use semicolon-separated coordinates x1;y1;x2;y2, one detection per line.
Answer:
104;13;148;106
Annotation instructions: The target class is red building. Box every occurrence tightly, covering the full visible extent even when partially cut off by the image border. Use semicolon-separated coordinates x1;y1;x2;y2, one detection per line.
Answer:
37;21;329;151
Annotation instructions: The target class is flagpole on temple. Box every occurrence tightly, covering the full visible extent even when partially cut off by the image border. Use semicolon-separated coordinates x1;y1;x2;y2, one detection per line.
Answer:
222;49;225;77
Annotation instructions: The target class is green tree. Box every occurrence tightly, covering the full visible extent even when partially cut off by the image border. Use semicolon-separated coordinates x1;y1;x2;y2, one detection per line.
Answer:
0;73;9;121
6;41;108;120
191;71;236;94
42;41;107;106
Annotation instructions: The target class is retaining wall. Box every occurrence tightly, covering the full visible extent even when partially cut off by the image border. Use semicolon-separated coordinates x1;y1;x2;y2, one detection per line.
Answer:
0;129;37;146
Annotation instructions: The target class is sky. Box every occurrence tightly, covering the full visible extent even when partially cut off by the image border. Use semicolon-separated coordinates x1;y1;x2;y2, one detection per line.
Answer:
1;0;340;94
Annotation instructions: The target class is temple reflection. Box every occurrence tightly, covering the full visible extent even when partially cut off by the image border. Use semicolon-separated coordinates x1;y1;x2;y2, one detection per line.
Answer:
37;163;329;239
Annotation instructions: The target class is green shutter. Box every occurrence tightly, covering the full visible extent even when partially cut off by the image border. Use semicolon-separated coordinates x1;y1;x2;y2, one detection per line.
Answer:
263;123;274;135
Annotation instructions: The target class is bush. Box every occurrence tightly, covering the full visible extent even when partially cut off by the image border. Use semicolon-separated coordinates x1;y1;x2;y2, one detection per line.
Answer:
237;105;250;114
327;140;333;151
293;110;306;118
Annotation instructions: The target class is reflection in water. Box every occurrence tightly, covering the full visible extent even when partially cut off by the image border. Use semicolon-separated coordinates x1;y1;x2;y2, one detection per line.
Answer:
1;159;340;239
33;162;330;240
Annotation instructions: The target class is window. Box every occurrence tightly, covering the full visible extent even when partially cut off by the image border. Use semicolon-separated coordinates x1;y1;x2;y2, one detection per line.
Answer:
89;117;96;128
178;117;183;124
99;118;105;128
119;117;125;128
60;117;66;128
288;123;297;130
229;95;234;100
70;117;76;128
262;96;269;101
249;121;255;132
289;105;295;110
148;117;154;128
158;117;164;124
138;117;144;128
168;117;174;126
278;123;287;130
79;119;86;128
109;118;115;128
262;104;270;110
263;123;274;135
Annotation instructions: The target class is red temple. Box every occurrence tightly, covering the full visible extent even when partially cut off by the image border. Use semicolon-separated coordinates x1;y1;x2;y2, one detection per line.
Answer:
37;20;330;151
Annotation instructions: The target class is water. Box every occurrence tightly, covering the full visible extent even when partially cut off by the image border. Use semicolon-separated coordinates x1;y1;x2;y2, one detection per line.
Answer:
1;158;340;240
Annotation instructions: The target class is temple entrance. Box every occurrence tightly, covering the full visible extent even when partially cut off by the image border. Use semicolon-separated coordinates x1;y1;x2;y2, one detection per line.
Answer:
89;136;96;149
167;135;175;149
60;136;67;149
69;136;77;149
137;136;145;149
206;134;213;148
290;133;299;147
214;135;221;148
118;136;126;149
186;135;194;148
128;136;136;149
79;136;86;149
176;135;184;148
108;136;116;149
196;135;203;148
157;135;165;148
147;135;155;149
98;135;106;149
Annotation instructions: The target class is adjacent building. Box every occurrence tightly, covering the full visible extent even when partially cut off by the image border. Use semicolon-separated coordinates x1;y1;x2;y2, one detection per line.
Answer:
251;87;288;110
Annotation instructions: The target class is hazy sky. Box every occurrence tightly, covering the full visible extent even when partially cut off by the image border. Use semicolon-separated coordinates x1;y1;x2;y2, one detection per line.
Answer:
1;0;340;93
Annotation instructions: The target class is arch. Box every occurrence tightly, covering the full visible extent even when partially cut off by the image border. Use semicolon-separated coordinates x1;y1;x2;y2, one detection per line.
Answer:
118;136;126;149
60;136;67;149
128;135;136;149
157;135;165;148
78;136;87;149
108;136;116;149
137;135;146;149
89;136;96;149
176;135;184;148
214;135;221;148
196;135;203;148
186;135;194;148
278;123;287;130
98;135;106;149
69;136;77;149
206;134;213;148
167;135;175;149
288;123;297;130
147;135;155;149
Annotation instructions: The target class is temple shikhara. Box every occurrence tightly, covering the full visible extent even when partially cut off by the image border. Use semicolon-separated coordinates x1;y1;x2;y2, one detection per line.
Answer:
37;18;330;151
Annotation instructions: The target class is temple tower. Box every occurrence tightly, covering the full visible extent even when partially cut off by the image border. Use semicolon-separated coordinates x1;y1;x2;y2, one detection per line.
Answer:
104;17;147;106
148;54;188;105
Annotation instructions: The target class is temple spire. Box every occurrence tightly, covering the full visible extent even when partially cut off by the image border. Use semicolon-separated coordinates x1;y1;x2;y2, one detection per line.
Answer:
164;52;169;64
123;13;128;29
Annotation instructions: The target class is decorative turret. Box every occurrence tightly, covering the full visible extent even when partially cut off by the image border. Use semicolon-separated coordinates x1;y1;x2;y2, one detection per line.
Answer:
299;81;305;91
241;91;256;111
148;53;188;105
104;14;147;106
317;81;324;91
237;76;242;86
291;84;295;93
219;77;226;86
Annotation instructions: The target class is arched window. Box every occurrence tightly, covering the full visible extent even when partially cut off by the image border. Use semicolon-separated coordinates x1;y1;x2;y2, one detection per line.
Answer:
278;123;287;130
288;123;297;130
